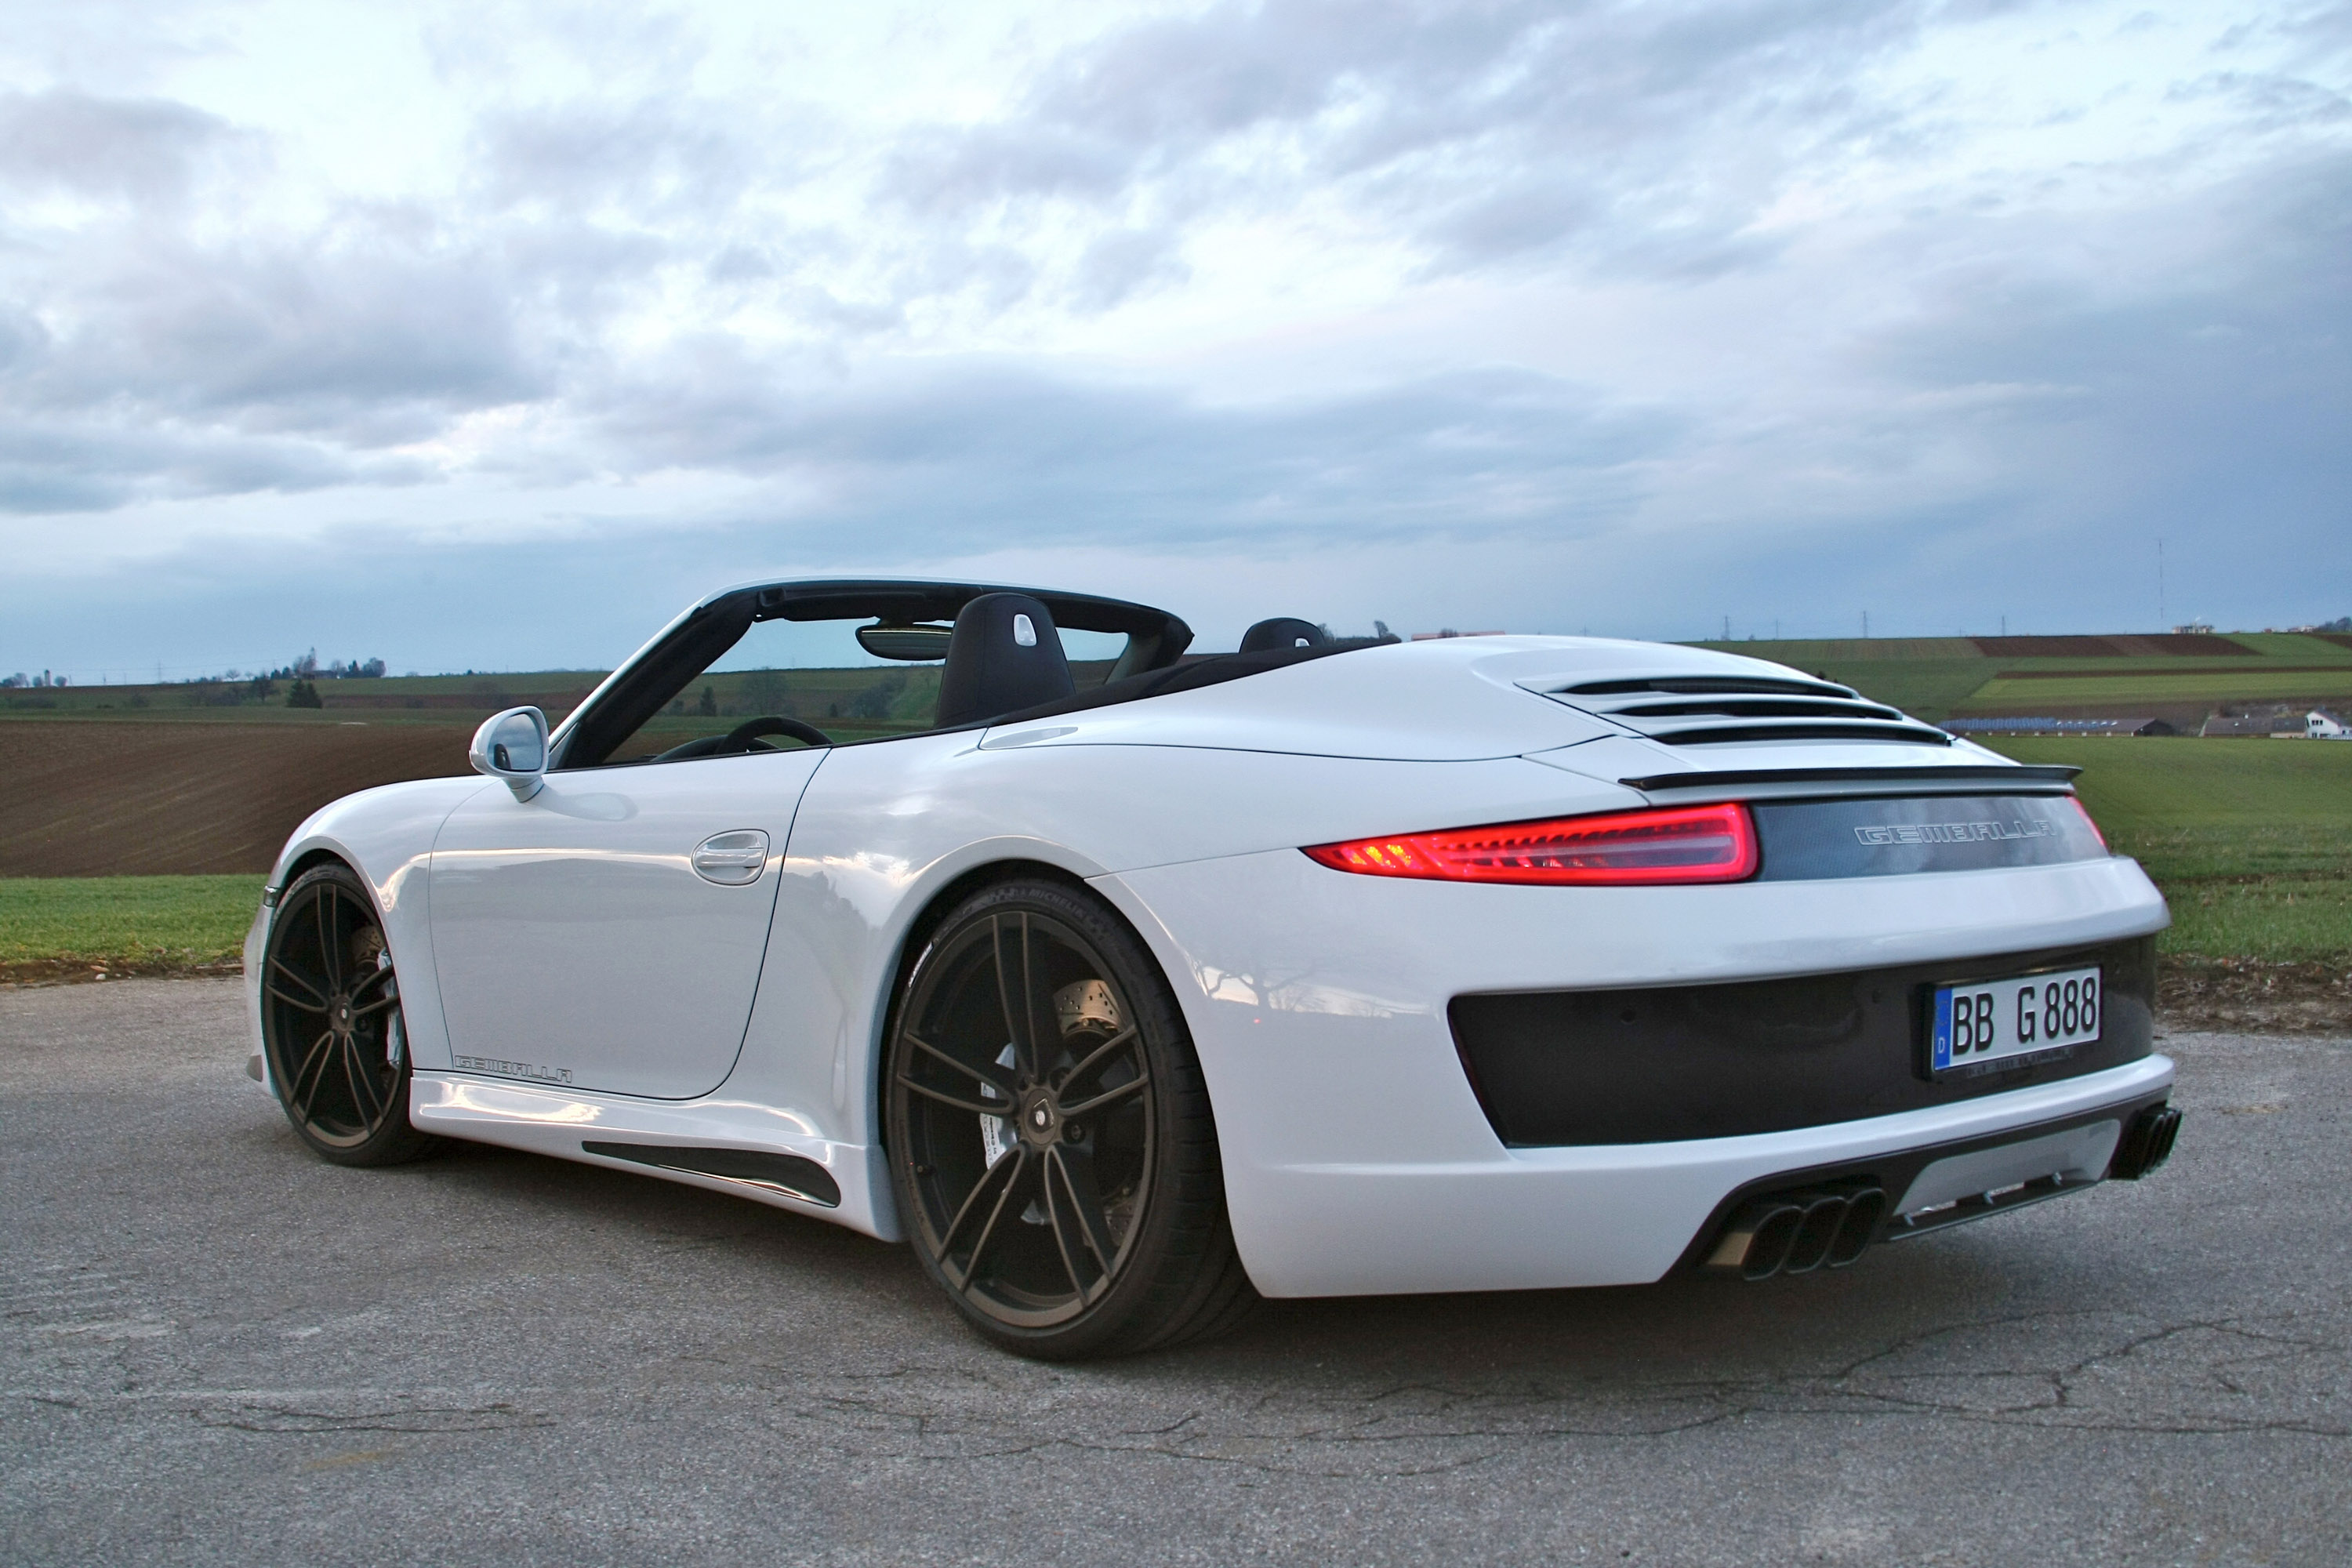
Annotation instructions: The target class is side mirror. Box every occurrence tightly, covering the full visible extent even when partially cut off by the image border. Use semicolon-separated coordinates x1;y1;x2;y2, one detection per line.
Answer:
470;706;549;800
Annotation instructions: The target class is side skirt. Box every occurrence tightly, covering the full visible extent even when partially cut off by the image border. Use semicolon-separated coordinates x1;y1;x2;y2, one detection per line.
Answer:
408;1072;901;1242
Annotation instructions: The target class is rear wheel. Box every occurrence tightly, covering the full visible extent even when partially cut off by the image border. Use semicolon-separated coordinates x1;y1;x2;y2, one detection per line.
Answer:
885;878;1254;1359
260;862;440;1167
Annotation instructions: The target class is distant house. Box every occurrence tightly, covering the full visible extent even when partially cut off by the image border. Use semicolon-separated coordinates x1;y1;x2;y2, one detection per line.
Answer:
2305;710;2350;740
2199;713;2303;738
1945;716;2176;737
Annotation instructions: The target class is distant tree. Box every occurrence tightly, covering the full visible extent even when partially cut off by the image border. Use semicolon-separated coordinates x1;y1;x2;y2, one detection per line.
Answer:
2322;616;2352;633
697;684;718;717
358;657;385;678
0;673;22;688
738;670;794;717
286;679;323;709
249;673;276;700
846;670;909;720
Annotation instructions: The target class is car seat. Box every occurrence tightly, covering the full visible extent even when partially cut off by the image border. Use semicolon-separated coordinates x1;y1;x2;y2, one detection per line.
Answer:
935;592;1078;728
1239;617;1331;653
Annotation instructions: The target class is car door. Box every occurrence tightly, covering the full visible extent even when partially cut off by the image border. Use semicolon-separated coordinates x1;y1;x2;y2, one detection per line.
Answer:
427;748;826;1099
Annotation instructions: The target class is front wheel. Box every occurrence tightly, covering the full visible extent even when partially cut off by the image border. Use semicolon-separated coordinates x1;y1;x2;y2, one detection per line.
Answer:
260;862;440;1167
885;879;1254;1359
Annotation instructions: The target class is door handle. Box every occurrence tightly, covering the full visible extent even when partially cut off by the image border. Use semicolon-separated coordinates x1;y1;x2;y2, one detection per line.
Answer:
691;829;770;886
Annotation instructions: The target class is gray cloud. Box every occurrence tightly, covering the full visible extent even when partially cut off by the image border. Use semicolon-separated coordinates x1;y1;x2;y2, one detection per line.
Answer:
0;87;238;202
4;226;546;437
475;100;760;218
1;1;2347;670
883;0;1933;280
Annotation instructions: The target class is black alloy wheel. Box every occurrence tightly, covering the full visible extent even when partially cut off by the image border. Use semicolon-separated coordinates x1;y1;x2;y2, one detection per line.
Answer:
885;879;1254;1359
260;862;440;1167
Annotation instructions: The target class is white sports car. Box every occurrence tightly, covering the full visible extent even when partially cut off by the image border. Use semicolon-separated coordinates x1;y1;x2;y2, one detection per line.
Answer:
246;579;2182;1358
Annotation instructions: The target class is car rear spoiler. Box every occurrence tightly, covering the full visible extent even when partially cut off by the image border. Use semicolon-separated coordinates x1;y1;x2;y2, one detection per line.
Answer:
1618;764;2082;798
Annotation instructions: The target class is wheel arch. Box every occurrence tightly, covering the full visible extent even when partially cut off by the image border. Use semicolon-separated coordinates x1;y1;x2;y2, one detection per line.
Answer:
277;844;356;891
256;776;489;1077
866;855;1106;1152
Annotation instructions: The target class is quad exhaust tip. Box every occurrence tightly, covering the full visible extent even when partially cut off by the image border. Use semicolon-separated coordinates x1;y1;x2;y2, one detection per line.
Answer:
2108;1103;2182;1181
1707;1185;1887;1281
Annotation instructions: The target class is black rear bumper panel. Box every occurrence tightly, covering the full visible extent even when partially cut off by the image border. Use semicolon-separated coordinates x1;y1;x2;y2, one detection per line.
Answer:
1449;936;2157;1147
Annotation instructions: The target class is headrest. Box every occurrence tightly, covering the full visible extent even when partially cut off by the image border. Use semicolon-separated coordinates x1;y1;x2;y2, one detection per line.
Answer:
935;592;1076;729
1239;617;1331;653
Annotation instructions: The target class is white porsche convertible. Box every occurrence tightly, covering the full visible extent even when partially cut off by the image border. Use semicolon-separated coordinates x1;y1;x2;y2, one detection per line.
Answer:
247;579;2181;1358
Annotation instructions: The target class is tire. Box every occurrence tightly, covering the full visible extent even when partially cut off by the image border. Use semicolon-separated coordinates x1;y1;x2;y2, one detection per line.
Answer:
259;862;441;1167
884;877;1255;1359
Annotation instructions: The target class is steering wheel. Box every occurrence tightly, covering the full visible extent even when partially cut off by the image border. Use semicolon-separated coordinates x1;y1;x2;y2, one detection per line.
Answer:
652;714;833;763
724;715;833;750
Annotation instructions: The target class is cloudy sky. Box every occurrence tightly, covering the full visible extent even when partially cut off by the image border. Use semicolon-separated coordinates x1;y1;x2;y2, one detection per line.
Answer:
2;0;2346;678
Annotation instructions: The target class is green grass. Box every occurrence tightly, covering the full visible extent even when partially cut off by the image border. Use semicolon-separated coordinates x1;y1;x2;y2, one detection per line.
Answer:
2154;877;2352;965
1682;633;2352;724
0;874;263;974
1968;670;2352;707
1984;736;2352;963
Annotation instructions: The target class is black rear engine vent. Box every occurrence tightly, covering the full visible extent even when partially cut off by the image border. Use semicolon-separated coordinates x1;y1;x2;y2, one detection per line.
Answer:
1532;674;1952;749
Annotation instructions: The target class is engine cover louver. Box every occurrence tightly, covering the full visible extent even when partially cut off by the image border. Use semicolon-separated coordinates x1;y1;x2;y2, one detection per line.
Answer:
1528;673;1953;749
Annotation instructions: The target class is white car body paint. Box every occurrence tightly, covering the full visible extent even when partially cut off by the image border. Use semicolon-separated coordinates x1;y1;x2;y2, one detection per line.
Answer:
426;748;825;1100
247;615;2176;1295
1098;848;2165;1295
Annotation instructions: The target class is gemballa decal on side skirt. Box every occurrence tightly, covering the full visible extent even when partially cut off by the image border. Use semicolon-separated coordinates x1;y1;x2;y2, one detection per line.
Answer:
452;1054;574;1084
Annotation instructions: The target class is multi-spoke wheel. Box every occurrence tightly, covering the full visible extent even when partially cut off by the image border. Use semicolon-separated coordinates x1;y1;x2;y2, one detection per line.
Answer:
886;879;1254;1359
260;862;439;1167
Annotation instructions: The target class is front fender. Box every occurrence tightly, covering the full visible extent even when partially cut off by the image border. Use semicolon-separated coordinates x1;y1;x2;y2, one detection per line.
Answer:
249;776;492;1077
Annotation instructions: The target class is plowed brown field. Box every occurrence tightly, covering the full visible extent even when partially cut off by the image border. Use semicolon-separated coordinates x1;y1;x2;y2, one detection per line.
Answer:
0;720;475;876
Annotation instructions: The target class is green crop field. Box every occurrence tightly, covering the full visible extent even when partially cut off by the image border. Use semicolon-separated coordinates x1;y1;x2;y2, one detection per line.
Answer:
1984;736;2352;965
1689;631;2352;724
1969;670;2352;707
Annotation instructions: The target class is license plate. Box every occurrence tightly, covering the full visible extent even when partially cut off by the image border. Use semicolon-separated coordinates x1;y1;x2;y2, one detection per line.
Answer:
1930;965;2101;1073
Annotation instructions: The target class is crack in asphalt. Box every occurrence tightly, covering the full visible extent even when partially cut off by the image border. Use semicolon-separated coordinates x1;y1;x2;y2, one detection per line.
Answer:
14;1300;2344;1477
353;1303;2333;1479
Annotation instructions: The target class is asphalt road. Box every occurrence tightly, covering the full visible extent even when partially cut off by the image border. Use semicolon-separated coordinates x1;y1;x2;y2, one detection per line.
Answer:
4;980;2346;1567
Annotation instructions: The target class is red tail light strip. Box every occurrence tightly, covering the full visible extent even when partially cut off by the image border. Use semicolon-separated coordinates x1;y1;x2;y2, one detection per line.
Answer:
1302;802;1760;886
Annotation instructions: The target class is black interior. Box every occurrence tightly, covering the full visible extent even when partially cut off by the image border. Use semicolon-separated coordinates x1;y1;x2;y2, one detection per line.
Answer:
550;579;1403;768
554;580;1193;769
652;714;835;763
934;593;1077;729
985;641;1356;728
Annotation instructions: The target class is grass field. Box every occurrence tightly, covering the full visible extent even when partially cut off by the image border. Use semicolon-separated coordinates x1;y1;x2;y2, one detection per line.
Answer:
1969;670;2352;707
1688;631;2352;724
0;874;261;978
1984;736;2352;964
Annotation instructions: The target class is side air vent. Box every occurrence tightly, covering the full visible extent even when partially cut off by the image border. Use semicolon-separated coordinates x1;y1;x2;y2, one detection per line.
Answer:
1529;674;1953;749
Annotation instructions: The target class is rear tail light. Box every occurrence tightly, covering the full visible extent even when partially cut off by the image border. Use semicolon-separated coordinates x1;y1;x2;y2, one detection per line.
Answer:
1302;802;1759;886
2071;797;2108;851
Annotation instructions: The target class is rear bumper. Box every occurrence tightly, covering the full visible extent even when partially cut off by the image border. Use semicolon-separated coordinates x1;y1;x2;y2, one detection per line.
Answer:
1221;1056;2172;1296
1102;848;2171;1298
